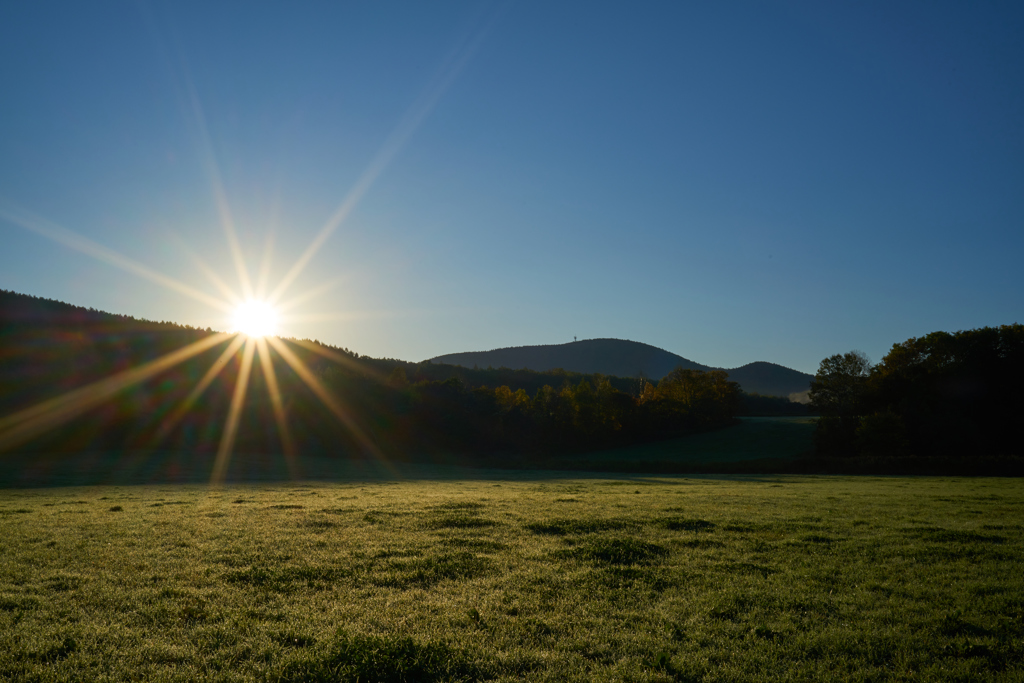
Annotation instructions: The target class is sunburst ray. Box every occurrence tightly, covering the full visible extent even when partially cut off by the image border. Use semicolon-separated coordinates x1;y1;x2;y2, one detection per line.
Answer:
0;203;233;313
185;82;254;301
173;236;244;307
256;337;299;479
0;333;231;452
286;337;385;380
210;337;256;484
151;334;247;448
0;13;505;468
255;230;276;300
265;336;391;466
275;276;350;314
267;18;494;307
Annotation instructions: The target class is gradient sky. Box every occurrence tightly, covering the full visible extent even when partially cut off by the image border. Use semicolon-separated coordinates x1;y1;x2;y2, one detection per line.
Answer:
2;1;1022;375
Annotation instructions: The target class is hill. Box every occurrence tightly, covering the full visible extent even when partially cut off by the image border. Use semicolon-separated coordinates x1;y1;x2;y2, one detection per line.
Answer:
432;338;707;378
726;362;814;400
0;291;748;457
0;290;215;414
0;289;195;330
430;339;813;398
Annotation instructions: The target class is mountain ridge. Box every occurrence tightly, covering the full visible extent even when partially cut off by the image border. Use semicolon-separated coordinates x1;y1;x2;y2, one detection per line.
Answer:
1;290;813;400
430;338;813;399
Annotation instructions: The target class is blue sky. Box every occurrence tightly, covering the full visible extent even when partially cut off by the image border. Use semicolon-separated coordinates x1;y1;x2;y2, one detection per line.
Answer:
1;1;1021;375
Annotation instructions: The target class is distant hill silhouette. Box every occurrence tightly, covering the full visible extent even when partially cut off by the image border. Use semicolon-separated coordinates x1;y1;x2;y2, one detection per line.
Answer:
1;289;218;417
1;290;749;458
726;362;813;401
430;339;812;399
1;289;179;329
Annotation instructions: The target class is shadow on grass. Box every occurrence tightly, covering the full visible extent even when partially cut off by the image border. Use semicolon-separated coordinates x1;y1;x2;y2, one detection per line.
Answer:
524;518;630;535
373;552;495;589
0;418;817;488
557;538;669;566
225;565;348;592
271;630;485;683
5;446;1023;492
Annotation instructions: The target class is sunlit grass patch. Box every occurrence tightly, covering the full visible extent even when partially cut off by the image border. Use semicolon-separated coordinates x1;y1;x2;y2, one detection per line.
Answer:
0;475;1021;681
299;517;338;531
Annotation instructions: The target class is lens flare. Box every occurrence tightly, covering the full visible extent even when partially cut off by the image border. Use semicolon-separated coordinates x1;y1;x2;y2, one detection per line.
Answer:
231;299;278;338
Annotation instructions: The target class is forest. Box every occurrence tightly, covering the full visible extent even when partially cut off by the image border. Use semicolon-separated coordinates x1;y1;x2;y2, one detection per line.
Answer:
3;290;1020;470
0;290;744;458
809;323;1024;460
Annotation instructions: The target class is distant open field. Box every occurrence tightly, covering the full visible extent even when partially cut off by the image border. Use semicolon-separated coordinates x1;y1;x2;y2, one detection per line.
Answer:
1;474;1021;681
0;418;817;488
557;417;816;470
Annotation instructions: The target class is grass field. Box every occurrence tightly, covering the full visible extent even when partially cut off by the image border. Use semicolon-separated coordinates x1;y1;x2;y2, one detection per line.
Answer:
0;418;818;488
1;473;1022;682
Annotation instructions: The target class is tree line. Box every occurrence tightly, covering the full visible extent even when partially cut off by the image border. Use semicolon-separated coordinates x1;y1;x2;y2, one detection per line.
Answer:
809;324;1023;459
1;289;748;456
278;363;742;457
5;344;742;457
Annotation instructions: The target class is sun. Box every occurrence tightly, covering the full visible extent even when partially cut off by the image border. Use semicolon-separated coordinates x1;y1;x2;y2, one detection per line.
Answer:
231;299;279;338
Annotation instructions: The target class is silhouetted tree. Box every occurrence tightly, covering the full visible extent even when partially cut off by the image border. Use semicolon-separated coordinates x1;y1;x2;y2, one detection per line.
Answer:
810;326;1024;460
808;351;872;456
808;351;871;417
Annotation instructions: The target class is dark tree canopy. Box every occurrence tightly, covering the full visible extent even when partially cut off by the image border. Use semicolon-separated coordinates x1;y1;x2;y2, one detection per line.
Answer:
0;288;744;458
865;324;1024;458
808;351;872;418
811;325;1024;459
808;351;872;456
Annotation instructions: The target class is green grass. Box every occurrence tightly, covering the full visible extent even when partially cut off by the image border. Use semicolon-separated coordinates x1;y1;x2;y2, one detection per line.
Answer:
1;474;1022;681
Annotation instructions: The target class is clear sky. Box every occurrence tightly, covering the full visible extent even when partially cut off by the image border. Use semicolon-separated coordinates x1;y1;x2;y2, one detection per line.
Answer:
1;1;1022;375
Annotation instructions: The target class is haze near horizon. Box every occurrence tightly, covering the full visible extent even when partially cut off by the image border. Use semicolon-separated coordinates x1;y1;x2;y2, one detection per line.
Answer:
1;1;1022;374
